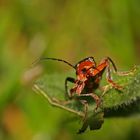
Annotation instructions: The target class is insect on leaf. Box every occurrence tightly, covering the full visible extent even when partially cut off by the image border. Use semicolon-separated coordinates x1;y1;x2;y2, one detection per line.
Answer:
33;66;140;133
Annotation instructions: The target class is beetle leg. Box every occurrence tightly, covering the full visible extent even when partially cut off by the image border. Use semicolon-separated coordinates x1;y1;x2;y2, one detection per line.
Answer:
97;57;123;90
115;65;137;76
65;77;75;99
106;63;123;90
106;57;136;76
78;99;88;121
79;93;101;111
100;85;111;97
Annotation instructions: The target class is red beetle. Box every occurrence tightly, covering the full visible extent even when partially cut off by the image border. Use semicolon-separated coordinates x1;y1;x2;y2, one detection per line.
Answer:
35;56;133;115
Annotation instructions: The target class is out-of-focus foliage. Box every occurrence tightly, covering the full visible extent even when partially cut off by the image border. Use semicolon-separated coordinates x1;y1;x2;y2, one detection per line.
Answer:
0;0;140;140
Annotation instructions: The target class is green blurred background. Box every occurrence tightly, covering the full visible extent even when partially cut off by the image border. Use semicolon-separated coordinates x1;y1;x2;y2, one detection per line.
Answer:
0;0;140;140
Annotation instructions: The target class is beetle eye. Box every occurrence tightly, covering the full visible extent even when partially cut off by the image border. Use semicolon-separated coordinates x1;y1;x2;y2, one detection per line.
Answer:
81;68;87;73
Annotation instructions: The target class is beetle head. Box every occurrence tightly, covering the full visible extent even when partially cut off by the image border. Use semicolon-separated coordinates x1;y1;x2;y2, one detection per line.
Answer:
75;57;96;81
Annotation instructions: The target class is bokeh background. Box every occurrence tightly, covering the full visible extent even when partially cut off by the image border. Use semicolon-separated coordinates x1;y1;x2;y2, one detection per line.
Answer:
0;0;140;140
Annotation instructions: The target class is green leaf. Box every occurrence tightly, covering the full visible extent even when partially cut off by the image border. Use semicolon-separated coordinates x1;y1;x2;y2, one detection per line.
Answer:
33;66;140;133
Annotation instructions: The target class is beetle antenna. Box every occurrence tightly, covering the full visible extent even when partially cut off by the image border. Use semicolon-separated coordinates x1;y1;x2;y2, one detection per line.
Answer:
107;57;117;72
32;57;75;69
